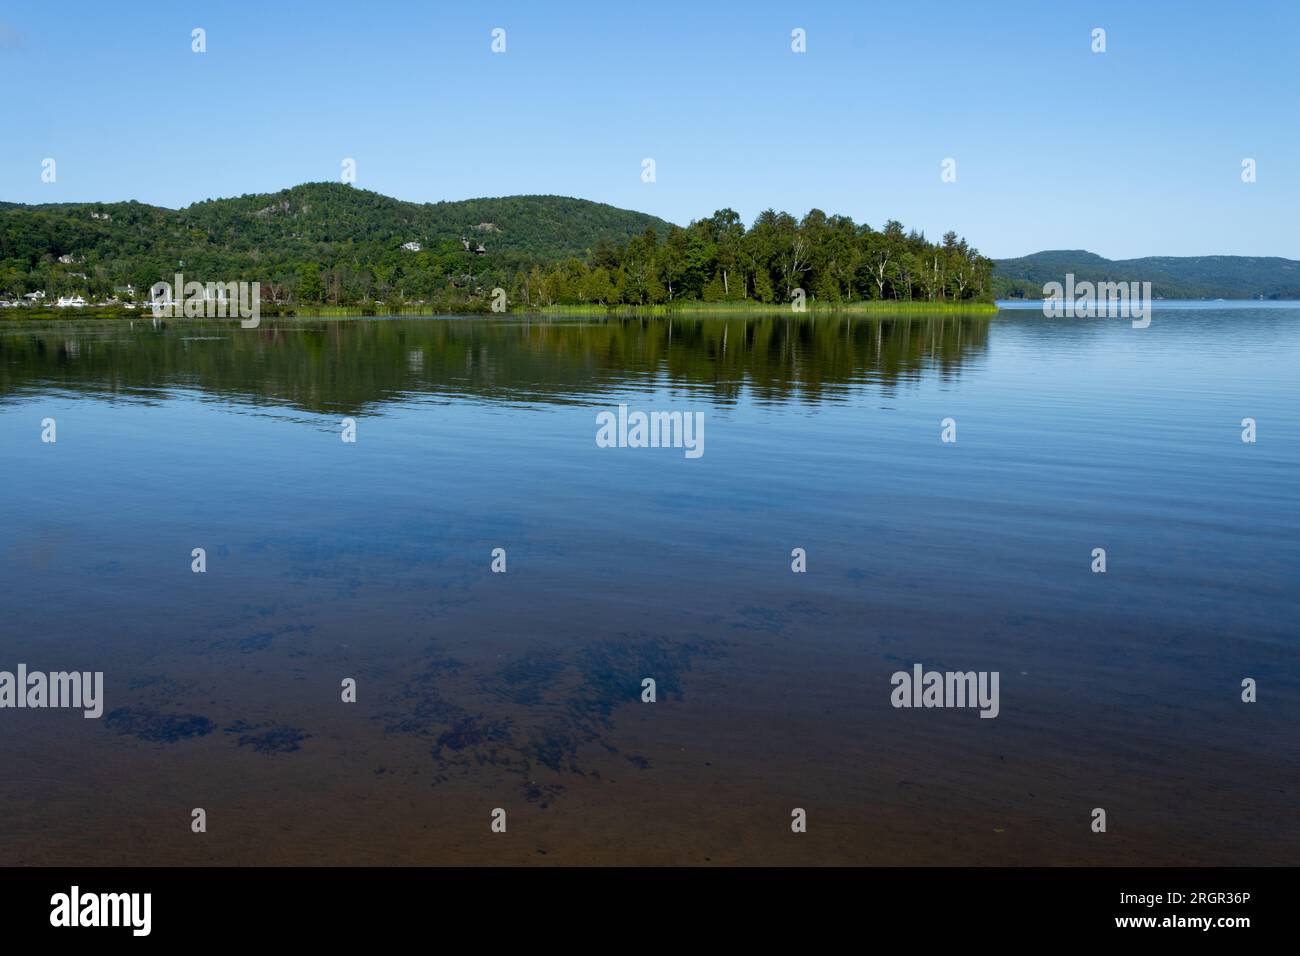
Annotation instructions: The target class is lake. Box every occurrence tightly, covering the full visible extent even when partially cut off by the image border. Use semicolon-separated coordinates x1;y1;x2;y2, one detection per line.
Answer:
0;305;1296;865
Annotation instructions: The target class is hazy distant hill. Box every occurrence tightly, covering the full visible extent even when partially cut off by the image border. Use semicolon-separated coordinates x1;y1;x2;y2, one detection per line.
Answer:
993;250;1300;299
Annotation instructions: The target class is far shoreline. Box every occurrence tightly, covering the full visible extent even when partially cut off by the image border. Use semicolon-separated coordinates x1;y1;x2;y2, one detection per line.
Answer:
0;300;999;321
8;299;1300;322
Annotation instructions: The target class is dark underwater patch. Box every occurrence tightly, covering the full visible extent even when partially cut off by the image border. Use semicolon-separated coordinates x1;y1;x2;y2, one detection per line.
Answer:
375;635;719;803
224;721;310;753
105;707;214;743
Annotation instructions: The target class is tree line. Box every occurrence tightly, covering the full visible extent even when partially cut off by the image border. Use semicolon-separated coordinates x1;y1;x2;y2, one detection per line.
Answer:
508;210;993;308
0;185;993;310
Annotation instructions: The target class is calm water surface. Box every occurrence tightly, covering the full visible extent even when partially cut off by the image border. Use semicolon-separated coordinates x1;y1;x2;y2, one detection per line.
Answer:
0;307;1295;864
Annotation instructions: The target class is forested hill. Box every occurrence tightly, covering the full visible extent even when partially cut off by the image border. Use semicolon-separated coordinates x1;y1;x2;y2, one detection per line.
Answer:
0;184;673;279
993;250;1300;299
1;182;994;309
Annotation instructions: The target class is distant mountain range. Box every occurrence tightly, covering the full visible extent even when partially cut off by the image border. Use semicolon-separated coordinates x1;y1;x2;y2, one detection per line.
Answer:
993;250;1300;300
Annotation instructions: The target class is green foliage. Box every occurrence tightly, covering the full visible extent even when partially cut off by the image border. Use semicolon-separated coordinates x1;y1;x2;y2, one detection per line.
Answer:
0;183;995;310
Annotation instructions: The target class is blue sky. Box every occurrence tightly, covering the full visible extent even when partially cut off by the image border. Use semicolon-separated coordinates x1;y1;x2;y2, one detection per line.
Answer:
1;0;1296;259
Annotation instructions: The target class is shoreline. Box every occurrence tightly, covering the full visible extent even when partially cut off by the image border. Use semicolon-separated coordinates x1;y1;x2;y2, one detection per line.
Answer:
0;300;999;321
